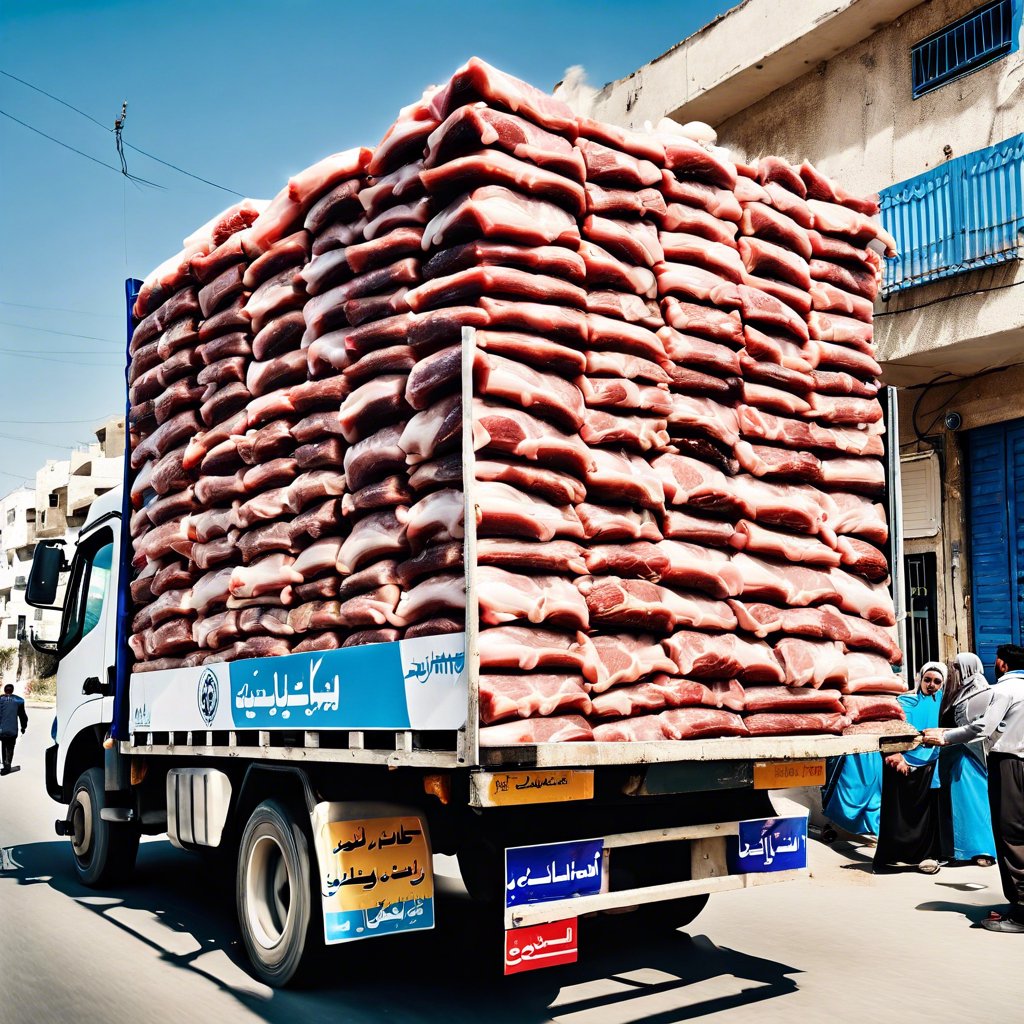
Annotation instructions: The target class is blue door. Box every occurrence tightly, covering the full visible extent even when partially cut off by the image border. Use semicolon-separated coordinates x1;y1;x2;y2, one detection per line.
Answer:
967;419;1024;679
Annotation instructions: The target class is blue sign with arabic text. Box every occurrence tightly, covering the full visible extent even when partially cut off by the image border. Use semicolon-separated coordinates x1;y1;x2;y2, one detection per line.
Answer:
505;838;604;908
225;634;467;731
727;816;808;874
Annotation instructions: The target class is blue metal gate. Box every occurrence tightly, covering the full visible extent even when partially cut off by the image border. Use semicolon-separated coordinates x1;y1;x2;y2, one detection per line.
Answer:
967;418;1024;679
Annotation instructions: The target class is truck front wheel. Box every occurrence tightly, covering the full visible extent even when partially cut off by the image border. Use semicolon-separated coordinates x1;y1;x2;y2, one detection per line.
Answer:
68;767;140;887
236;799;318;987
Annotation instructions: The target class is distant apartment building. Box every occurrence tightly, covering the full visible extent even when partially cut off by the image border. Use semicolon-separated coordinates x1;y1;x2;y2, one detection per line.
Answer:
0;415;125;687
588;0;1024;678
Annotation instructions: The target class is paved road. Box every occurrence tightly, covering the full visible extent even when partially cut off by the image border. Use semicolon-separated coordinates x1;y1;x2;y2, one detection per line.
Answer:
2;721;1022;1023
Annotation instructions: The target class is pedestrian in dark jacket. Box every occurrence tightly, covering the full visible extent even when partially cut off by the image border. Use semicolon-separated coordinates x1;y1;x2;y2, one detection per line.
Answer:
0;683;28;775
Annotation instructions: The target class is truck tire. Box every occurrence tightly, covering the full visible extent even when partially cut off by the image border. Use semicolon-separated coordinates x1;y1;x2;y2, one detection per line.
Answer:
68;767;140;888
236;799;318;988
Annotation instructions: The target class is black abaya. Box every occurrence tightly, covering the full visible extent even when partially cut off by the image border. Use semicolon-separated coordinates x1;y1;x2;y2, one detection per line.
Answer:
873;760;940;867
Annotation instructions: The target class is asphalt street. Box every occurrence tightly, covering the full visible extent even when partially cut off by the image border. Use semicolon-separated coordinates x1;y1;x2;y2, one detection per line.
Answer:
1;720;1021;1024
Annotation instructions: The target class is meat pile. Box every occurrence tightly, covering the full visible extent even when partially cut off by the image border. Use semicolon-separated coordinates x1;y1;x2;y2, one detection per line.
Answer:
126;57;907;747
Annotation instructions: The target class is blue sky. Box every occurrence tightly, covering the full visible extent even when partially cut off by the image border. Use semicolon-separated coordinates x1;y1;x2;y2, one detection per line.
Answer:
0;0;734;488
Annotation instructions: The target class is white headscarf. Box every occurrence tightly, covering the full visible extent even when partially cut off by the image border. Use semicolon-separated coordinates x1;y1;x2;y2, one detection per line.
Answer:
914;660;948;694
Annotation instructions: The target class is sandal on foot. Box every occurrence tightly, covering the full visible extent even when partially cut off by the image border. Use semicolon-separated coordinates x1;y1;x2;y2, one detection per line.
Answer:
918;859;941;875
982;918;1024;933
974;856;996;867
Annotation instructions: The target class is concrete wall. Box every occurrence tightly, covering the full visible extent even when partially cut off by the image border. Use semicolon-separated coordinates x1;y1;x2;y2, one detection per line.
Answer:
0;487;35;558
710;0;1024;383
586;0;923;131
96;416;125;459
592;0;1024;386
714;0;1024;193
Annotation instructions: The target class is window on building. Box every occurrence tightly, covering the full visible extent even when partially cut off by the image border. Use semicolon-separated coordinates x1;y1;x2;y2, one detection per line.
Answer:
6;625;14;640
904;553;939;680
5;510;13;526
48;493;58;508
912;0;1020;98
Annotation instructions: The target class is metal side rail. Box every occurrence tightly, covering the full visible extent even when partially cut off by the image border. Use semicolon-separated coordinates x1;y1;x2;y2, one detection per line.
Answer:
122;730;463;769
482;732;919;769
504;820;802;929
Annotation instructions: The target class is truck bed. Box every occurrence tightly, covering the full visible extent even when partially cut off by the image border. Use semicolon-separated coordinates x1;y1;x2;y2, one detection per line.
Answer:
122;331;913;771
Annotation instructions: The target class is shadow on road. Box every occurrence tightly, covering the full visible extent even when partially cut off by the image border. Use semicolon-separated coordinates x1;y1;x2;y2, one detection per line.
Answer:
914;899;999;925
0;837;802;1022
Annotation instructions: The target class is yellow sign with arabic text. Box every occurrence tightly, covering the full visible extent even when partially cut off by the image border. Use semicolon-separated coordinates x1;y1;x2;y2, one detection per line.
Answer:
325;816;434;913
753;760;826;790
484;770;594;807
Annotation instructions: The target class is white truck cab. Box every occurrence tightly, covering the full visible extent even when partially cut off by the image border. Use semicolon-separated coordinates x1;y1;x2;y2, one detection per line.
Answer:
29;487;140;885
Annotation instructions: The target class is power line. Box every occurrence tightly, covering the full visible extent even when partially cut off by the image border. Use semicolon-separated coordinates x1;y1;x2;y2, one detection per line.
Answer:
877;277;1024;317
0;300;118;319
0;321;120;345
0;417;112;425
0;68;108;130
0;107;165;188
122;139;245;197
0;67;245;197
0;351;123;366
0;347;123;356
0;431;90;449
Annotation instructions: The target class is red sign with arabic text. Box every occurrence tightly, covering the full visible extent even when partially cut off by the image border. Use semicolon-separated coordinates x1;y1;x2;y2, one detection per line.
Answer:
504;918;578;975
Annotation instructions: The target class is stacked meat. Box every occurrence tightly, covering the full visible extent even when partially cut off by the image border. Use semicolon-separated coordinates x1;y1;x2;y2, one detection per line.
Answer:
126;57;907;747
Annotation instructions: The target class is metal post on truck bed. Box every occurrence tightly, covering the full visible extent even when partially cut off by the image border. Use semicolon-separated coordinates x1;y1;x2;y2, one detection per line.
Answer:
458;326;481;767
111;278;142;744
884;386;908;672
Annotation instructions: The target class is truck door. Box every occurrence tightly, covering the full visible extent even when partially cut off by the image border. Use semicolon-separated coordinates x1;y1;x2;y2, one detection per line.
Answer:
55;523;117;751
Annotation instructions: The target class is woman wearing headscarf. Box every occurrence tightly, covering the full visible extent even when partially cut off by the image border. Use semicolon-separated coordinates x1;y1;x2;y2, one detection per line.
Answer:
939;653;996;865
873;661;946;874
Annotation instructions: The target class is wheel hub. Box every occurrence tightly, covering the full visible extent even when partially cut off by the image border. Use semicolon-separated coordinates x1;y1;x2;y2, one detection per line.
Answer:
246;834;293;950
70;790;93;858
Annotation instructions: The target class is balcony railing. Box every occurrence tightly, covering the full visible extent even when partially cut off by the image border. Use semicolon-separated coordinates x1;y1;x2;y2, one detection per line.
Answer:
879;133;1024;296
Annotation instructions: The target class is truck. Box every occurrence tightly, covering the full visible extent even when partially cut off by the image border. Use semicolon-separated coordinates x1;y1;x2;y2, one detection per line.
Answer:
25;281;915;987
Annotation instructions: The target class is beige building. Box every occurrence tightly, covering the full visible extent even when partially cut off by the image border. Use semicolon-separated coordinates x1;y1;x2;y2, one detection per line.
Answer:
0;415;125;688
589;0;1024;677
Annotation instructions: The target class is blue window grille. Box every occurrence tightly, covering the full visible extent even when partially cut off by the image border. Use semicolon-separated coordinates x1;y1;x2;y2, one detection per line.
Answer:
878;133;1024;295
912;0;1020;98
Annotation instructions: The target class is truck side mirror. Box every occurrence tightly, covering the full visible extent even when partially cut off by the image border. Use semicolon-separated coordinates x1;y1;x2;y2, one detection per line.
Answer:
26;541;68;609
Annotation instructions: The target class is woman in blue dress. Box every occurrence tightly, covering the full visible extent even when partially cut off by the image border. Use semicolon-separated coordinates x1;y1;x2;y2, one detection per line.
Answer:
823;750;882;837
939;652;997;865
873;661;946;873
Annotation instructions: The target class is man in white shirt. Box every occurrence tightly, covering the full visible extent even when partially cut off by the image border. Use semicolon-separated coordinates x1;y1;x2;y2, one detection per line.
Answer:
923;644;1024;933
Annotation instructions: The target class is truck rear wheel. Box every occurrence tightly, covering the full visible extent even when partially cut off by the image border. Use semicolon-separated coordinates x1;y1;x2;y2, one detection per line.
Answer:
68;767;140;888
236;799;318;988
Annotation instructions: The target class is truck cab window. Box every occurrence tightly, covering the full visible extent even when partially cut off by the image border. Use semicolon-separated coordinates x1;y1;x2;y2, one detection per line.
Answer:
59;529;114;656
